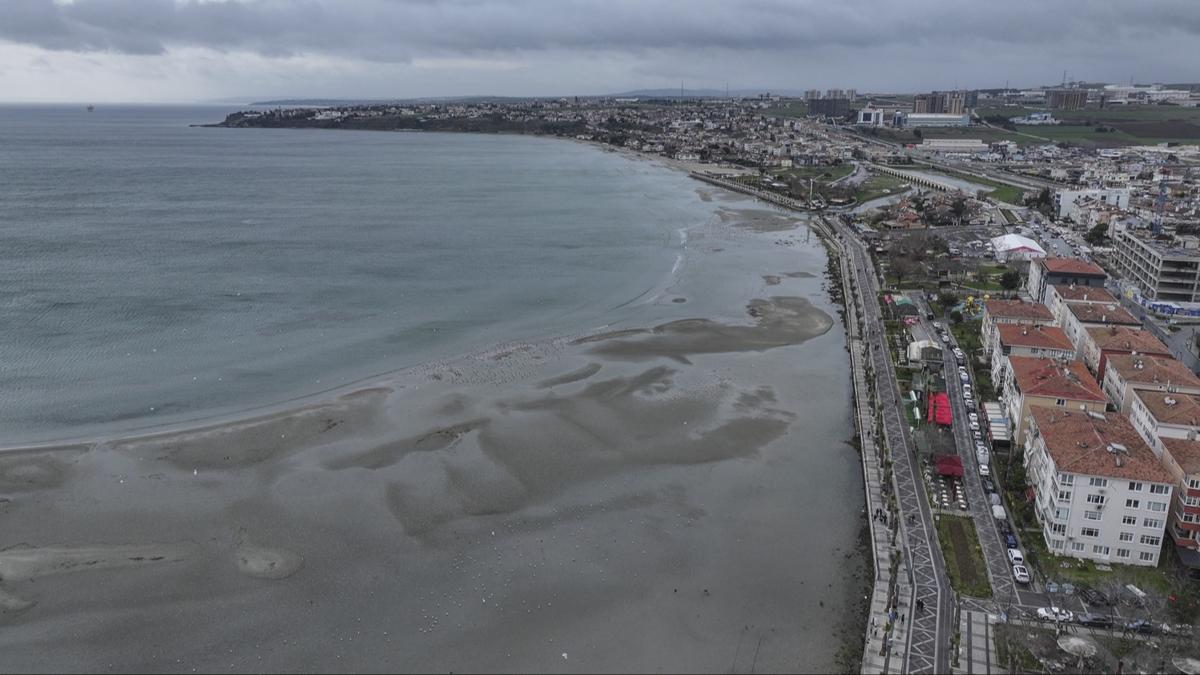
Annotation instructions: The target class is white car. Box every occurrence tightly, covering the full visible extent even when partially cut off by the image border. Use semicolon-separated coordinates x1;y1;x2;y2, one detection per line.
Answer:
969;421;981;431
968;412;979;422
979;463;991;477
1007;549;1024;565
960;373;970;383
977;450;990;466
1012;565;1030;584
1037;607;1074;623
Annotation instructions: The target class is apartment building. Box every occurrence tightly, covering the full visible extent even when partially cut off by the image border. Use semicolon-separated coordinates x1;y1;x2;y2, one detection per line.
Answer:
1112;231;1200;304
991;324;1075;387
1082;326;1172;381
1103;354;1200;414
1129;390;1200;450
981;299;1055;353
1155;439;1200;564
1024;407;1173;567
1044;284;1118;330
1060;302;1141;356
1002;356;1107;444
1027;257;1107;303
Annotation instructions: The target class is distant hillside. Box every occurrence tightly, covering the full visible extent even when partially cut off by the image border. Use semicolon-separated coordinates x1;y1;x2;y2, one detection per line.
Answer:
605;88;808;99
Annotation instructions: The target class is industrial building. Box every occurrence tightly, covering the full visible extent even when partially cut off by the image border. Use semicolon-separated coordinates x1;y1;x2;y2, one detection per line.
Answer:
1048;89;1088;110
898;113;970;128
1111;231;1200;304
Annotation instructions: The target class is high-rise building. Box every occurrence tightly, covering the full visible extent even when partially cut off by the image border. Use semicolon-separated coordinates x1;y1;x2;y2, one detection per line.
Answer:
914;90;970;114
808;98;851;118
825;88;844;100
1048;89;1088;110
945;91;965;115
804;89;822;101
846;88;857;102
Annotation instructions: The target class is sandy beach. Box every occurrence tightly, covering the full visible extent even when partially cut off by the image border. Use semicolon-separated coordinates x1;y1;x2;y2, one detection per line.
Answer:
0;185;867;673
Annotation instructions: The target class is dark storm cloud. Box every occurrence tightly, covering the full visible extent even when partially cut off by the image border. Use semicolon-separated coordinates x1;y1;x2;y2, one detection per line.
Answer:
2;0;1197;62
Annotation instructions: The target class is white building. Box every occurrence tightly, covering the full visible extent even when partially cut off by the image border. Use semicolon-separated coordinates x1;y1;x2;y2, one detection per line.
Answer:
1024;407;1174;567
981;299;1055;354
1102;354;1200;414
1044;284;1118;330
900;113;971;128
990;234;1046;262
1059;301;1141;357
1055;188;1130;223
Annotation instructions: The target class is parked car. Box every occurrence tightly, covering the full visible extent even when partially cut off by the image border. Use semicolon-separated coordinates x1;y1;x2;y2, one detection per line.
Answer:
1037;607;1075;623
958;365;968;374
969;421;981;431
967;412;979;422
977;450;990;466
1004;533;1018;549
979;463;991;477
960;373;970;383
1012;564;1030;584
1079;586;1112;607
1007;549;1024;565
1125;619;1157;635
1075;613;1114;629
981;476;995;492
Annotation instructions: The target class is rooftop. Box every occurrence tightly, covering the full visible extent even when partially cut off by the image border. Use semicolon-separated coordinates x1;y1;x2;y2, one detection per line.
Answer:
1011;356;1106;402
1086;325;1171;354
1051;285;1117;304
1067;302;1140;326
984;299;1053;322
1040;257;1107;277
1106;354;1200;389
1160;437;1200;476
1134;390;1200;427
1030;407;1171;483
997;324;1074;351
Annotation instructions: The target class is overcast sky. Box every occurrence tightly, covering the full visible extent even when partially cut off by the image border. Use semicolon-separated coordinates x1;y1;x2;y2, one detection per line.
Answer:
1;0;1197;103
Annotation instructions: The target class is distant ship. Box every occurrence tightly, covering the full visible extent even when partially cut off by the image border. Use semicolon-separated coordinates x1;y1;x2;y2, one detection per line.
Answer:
86;104;95;112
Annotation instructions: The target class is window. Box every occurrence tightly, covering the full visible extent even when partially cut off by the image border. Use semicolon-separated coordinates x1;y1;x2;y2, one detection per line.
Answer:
1087;494;1106;505
1185;495;1200;507
1119;532;1134;542
1084;510;1102;521
1184;513;1198;524
1143;518;1163;529
1071;541;1086;552
1050;523;1067;534
1057;490;1072;502
1122;515;1137;525
1117;548;1131;558
1188;477;1200;490
1055;507;1069;520
1148;501;1167;512
1140;535;1161;547
1051;539;1065;550
1092;545;1110;555
1055;398;1066;406
1150;484;1169;495
1081;527;1100;538
1139;551;1156;562
1059;473;1075;485
1128;481;1144;492
1125;499;1140;509
1089;477;1108;487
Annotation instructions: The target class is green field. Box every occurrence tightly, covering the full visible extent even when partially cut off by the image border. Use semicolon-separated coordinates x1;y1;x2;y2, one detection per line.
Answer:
912;164;1026;205
761;101;809;118
977;103;1200;146
854;173;909;204
936;515;992;598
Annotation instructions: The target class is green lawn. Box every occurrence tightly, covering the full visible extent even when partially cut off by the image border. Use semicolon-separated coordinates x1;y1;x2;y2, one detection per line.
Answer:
854;173;909;204
761;101;809;118
910;165;1026;205
951;320;984;356
936;515;993;598
1000;209;1019;224
777;163;854;182
976;104;1200;146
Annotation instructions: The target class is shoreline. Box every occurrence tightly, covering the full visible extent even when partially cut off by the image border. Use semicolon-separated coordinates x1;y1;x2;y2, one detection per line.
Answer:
4;125;867;672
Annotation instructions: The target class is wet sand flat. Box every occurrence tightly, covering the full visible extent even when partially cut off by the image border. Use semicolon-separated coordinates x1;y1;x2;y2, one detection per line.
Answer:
0;196;866;673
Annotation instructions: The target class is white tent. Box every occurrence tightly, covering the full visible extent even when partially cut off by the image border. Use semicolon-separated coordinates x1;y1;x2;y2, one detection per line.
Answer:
990;234;1046;262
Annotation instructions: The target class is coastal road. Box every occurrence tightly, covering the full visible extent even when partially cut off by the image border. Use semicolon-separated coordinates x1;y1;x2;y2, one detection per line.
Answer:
909;299;1024;612
824;216;955;674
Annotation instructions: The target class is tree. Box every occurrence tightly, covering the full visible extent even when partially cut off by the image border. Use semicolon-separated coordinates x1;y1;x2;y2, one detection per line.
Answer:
938;291;958;309
950;310;964;324
889;254;919;287
1084;223;1109;246
1000;270;1021;291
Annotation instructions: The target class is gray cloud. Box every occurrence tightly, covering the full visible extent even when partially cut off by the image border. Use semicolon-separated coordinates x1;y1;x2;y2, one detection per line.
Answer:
2;0;1198;61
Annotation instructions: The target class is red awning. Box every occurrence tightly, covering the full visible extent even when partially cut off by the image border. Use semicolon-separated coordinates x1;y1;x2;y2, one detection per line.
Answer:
934;454;964;477
926;391;952;426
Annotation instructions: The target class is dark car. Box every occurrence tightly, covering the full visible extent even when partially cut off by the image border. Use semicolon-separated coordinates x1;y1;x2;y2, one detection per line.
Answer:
1004;533;1018;549
1125;619;1157;635
1075;613;1114;629
1079;587;1112;607
982;477;996;493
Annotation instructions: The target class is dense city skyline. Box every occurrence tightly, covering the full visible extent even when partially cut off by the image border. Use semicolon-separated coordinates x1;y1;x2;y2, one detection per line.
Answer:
0;0;1198;103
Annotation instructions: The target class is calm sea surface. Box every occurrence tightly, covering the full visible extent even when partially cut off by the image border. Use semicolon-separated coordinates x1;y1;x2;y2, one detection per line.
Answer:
0;105;708;443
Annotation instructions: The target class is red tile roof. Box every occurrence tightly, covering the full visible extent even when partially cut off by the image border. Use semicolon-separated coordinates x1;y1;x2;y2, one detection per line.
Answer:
1040;257;1107;277
1133;390;1200;427
1106;354;1200;389
997;324;1074;351
1051;285;1116;303
1086;326;1170;355
1011;356;1106;402
1029;407;1171;482
1161;437;1200;476
1067;302;1140;326
984;299;1054;321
